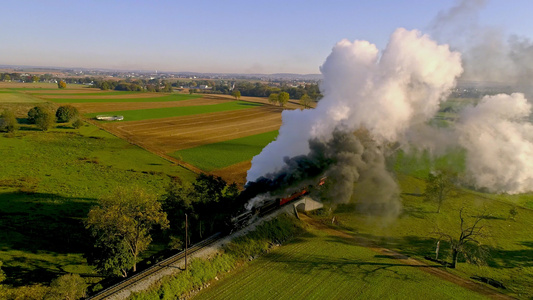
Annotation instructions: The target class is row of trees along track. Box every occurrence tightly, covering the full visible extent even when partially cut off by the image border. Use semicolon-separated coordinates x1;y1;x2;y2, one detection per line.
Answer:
88;233;221;300
86;176;319;298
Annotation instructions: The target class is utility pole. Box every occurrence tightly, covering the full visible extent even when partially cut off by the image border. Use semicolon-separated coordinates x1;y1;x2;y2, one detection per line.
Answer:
185;213;188;270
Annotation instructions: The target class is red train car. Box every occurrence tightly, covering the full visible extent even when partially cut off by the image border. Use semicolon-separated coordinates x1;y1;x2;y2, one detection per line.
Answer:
279;188;309;206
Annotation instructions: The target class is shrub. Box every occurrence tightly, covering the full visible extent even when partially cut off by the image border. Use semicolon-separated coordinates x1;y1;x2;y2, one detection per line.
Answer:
48;273;87;300
72;118;84;129
58;80;67;89
35;109;56;131
0;109;19;132
27;106;45;124
56;105;79;123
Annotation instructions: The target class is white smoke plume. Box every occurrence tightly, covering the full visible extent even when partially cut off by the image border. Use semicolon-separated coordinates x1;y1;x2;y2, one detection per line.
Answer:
247;28;463;182
244;193;272;211
457;93;533;193
431;0;533;96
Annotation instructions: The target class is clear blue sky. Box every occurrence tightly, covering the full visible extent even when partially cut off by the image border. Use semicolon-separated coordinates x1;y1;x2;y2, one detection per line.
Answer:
1;0;531;74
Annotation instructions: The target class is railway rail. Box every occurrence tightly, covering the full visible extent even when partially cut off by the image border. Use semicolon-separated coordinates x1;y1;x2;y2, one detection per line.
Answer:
88;233;222;300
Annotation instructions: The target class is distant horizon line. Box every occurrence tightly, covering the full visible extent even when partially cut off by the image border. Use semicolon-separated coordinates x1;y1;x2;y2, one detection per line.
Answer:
0;63;322;77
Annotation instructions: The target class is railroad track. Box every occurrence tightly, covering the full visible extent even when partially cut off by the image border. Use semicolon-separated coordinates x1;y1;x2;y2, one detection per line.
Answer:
88;233;222;300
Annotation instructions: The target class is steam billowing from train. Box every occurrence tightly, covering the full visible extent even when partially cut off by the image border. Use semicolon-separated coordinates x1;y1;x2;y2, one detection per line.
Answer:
246;28;463;217
246;19;533;214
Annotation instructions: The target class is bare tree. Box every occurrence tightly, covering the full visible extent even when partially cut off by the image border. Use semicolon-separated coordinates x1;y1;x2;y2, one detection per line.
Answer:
434;207;489;268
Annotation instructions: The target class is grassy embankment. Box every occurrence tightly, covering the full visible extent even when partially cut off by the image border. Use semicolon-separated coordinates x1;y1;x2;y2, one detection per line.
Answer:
0;89;197;286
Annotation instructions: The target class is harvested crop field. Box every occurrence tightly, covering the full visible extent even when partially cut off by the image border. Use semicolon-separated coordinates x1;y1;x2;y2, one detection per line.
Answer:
99;106;283;154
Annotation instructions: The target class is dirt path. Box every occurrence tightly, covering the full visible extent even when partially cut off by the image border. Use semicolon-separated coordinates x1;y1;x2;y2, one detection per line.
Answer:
299;215;513;299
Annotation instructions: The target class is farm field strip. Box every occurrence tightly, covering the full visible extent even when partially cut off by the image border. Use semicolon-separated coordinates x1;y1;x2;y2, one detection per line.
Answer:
107;109;282;153
71;98;233;114
110;106;280;133
116;121;280;155
28;91;142;95
72;97;234;114
126;109;279;137
165;122;280;152
86;100;262;121
38;92;171;100
47;93;203;103
170;130;279;171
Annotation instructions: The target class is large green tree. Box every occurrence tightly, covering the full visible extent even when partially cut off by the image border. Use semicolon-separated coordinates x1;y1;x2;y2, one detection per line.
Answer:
35;109;56;131
299;94;312;109
162;174;239;243
268;93;279;105
278;92;290;107
56;105;79;123
231;90;241;100
86;187;168;276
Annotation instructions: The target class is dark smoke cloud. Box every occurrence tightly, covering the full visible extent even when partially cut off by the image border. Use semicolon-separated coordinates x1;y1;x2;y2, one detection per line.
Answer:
245;129;401;218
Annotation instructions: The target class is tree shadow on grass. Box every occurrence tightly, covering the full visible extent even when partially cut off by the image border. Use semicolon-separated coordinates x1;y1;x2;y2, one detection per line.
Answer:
0;191;97;285
17;125;40;131
263;251;445;284
483;241;533;268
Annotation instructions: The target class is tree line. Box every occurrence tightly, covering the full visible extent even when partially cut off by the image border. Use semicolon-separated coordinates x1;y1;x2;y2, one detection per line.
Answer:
0;105;82;133
85;174;244;278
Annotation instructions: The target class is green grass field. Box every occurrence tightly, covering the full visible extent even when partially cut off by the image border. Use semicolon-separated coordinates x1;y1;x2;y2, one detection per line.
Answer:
318;150;533;299
0;121;196;286
48;93;203;103
85;100;263;121
170;130;278;171
195;227;486;300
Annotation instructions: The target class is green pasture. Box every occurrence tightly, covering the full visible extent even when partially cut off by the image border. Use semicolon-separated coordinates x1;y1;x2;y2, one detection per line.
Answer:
86;100;263;121
322;150;533;298
0;121;195;286
48;93;202;103
196;226;486;300
170;130;278;171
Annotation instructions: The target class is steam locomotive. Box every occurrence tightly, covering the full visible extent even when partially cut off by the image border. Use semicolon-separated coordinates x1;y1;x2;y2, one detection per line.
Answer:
228;177;326;231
